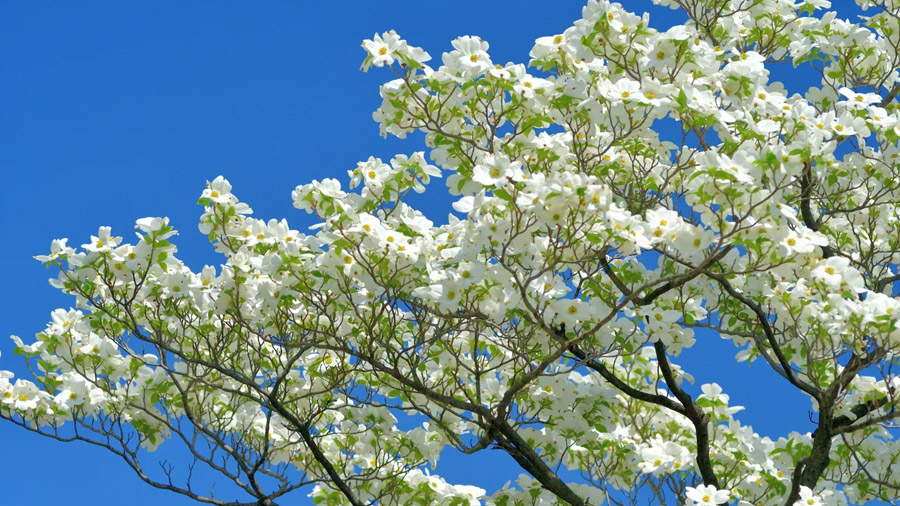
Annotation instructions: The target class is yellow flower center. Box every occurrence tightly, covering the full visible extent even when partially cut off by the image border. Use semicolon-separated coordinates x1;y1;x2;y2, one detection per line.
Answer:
378;47;388;55
825;267;835;275
469;54;479;62
553;35;563;44
210;190;220;198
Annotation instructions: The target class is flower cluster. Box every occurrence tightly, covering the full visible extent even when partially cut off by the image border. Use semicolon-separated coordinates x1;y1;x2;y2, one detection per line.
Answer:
7;0;900;505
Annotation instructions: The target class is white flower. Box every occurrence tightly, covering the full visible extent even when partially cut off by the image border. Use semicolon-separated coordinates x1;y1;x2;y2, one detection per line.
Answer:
639;441;691;475
838;87;881;109
472;155;523;186
686;484;730;506
361;31;406;70
794;486;823;506
135;216;170;234
725;50;765;76
201;176;233;203
3;380;42;411
701;383;724;400
82;226;121;253
638;445;673;474
812;256;861;290
531;28;576;59
781;231;828;256
599;78;645;103
34;238;74;263
443;36;492;75
513;71;552;99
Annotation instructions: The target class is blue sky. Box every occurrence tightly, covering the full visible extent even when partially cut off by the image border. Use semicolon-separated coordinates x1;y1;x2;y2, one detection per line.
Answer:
0;1;852;505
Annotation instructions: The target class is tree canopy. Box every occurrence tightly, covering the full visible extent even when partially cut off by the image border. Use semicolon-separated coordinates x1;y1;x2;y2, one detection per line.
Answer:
5;0;900;505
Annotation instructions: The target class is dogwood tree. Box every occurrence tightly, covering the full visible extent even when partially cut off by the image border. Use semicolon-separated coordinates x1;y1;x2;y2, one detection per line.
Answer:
6;0;900;504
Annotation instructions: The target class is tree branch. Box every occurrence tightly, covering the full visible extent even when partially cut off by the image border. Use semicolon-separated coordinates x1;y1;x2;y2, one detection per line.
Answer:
704;270;821;400
653;341;720;490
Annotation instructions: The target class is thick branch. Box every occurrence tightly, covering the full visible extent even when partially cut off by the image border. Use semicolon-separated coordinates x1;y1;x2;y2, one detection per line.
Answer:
567;343;687;416
832;395;892;429
293;423;368;506
879;83;900;108
653;341;720;490
799;161;836;258
333;348;590;506
599;246;732;307
491;419;589;506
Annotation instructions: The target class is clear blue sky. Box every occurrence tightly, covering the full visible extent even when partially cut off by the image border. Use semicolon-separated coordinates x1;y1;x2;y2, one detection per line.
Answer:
0;1;850;504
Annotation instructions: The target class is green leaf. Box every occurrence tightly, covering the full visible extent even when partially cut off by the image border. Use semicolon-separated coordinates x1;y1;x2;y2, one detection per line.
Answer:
493;188;513;201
